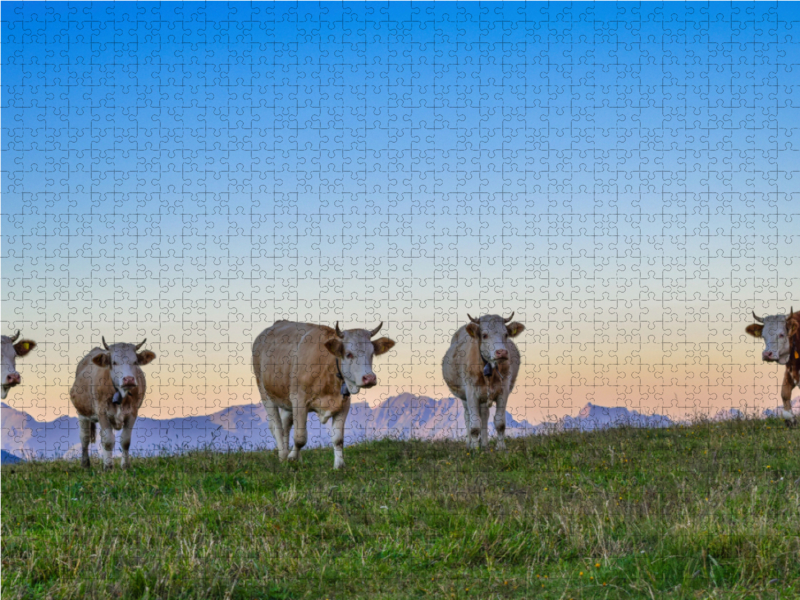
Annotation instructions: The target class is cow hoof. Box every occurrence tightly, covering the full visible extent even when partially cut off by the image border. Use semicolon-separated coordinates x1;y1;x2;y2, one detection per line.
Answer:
785;418;797;429
103;463;113;471
334;461;345;470
81;458;91;469
495;443;507;452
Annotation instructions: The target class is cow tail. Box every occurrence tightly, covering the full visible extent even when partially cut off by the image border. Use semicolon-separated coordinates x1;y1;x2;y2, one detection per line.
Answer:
90;422;96;443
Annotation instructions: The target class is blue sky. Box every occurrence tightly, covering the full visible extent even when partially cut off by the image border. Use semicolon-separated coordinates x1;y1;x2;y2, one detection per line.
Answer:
2;2;798;421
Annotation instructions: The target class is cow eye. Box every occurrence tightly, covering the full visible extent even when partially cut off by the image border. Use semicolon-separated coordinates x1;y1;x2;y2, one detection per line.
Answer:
482;333;488;339
779;334;785;338
346;353;354;359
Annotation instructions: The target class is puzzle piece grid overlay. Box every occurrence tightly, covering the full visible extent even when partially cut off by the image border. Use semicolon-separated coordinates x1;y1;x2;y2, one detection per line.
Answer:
1;6;798;466
2;2;800;595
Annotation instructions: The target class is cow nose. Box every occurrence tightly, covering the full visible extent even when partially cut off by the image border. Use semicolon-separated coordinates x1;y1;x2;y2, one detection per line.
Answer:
6;373;20;385
495;349;509;360
362;374;377;387
763;351;773;360
121;376;136;387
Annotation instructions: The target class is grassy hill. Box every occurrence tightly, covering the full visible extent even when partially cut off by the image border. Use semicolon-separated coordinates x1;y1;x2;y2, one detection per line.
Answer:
2;417;799;599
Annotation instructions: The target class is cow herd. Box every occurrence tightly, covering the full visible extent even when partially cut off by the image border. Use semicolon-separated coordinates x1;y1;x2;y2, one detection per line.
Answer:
1;308;799;470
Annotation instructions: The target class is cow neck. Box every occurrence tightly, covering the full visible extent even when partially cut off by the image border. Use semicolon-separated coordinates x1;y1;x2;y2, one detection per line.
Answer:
109;383;135;405
335;359;351;399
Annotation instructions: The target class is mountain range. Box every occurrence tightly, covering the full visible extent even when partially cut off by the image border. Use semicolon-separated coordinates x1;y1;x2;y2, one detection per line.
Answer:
3;393;798;464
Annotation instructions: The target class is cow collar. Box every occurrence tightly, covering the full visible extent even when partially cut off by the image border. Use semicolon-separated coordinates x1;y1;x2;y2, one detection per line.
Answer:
481;354;493;377
110;389;123;405
335;359;351;399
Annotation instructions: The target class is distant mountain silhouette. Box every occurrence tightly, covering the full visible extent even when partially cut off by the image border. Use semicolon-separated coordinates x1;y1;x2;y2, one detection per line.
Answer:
3;394;798;462
1;450;22;464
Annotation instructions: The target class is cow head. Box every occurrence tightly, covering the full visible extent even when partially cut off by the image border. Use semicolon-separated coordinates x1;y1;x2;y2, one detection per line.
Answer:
92;337;156;400
1;331;36;400
746;309;795;365
324;322;395;394
466;312;525;368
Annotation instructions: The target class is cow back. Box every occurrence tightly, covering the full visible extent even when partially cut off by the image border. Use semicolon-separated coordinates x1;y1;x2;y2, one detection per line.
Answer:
253;320;340;403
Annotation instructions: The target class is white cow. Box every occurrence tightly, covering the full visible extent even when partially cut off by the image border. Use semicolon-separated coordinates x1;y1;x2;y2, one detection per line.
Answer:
1;331;36;401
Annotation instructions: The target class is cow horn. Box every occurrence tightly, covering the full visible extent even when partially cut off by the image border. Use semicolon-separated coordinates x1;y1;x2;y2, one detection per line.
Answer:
370;322;383;337
334;322;344;338
504;311;515;323
752;311;763;323
135;338;147;351
9;330;20;343
102;336;110;350
467;314;480;324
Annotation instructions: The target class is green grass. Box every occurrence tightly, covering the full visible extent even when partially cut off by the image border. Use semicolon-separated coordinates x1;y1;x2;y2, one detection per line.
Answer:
2;417;799;599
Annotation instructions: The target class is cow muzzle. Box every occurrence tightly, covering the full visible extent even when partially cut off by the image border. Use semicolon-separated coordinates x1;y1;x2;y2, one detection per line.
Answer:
5;372;21;386
494;349;509;361
361;373;377;388
121;376;137;390
762;351;778;362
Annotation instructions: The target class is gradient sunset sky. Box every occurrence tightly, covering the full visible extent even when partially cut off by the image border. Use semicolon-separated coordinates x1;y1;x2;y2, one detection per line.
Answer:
3;2;798;422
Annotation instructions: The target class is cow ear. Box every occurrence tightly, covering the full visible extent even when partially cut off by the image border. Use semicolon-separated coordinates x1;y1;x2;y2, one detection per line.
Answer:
92;353;110;367
137;350;156;366
372;337;395;356
324;338;345;358
466;323;480;338
13;340;36;357
745;324;763;338
506;322;525;338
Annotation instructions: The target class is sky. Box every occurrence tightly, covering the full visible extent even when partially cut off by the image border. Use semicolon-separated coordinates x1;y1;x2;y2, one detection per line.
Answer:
2;2;799;422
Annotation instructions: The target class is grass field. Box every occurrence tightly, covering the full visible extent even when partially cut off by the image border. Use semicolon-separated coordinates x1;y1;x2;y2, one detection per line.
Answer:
2;417;799;599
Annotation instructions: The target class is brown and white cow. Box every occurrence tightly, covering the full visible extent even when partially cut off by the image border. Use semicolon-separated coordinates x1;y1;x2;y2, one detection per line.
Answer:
252;320;395;469
746;308;800;427
69;337;156;469
442;313;525;450
1;331;37;401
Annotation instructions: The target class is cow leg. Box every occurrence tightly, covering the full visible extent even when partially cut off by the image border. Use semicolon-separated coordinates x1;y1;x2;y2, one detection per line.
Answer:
479;403;490;449
288;403;308;462
328;397;350;470
279;406;294;450
98;416;115;470
461;399;471;445
120;416;136;469
465;390;481;450
781;370;797;428
493;394;508;451
260;395;288;460
79;417;93;469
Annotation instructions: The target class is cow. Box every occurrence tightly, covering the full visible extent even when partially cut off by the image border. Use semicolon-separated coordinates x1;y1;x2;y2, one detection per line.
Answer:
1;331;37;401
252;320;395;469
746;308;800;427
442;312;525;450
69;337;156;469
